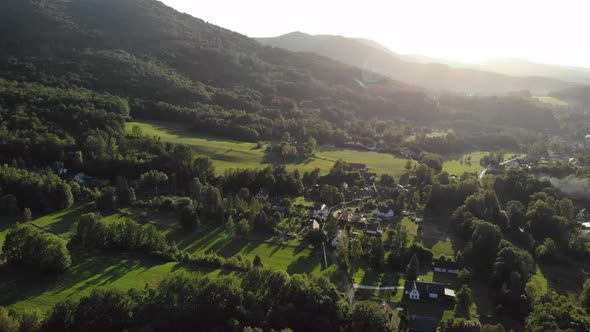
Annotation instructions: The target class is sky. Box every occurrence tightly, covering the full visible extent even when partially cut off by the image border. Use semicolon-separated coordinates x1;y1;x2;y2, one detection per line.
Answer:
161;0;590;68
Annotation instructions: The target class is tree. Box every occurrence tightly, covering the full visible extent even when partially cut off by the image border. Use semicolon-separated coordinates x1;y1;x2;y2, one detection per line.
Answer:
535;238;556;262
235;219;251;238
404;160;413;173
178;201;199;231
455;285;473;318
406;253;419;281
350;301;393;332
581;278;590;313
22;208;32;223
131;125;143;137
18;309;41;332
320;184;344;206
115;176;135;205
1;225;71;273
0;307;19;332
140;170;168;195
304;229;326;249
253;255;263;268
96;186;117;212
557;198;574;221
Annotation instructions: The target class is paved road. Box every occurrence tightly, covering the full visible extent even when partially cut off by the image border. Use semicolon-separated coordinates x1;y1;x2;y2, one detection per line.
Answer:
352;284;404;290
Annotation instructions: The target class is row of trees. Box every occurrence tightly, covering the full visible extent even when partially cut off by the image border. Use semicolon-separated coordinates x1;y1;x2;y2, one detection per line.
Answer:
37;269;393;331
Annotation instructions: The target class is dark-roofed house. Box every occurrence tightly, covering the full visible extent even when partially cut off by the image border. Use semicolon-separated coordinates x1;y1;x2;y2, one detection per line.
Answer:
365;223;383;236
409;315;437;332
434;259;459;275
349;163;368;172
405;281;448;300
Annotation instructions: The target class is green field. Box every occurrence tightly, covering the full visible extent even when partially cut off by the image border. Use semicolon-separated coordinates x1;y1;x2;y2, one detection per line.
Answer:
442;151;488;175
127;120;412;177
533;96;569;106
32;204;90;235
0;252;229;313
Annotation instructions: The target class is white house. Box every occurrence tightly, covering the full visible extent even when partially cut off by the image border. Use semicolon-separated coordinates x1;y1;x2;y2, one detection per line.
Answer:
373;207;394;220
255;189;269;201
314;204;330;219
404;281;448;301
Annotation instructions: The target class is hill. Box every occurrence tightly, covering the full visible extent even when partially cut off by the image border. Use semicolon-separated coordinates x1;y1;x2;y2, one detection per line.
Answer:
257;32;578;94
479;58;590;85
550;85;590;107
0;0;563;155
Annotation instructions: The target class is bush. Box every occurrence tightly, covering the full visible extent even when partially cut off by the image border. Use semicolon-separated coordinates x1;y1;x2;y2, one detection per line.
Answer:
1;225;71;273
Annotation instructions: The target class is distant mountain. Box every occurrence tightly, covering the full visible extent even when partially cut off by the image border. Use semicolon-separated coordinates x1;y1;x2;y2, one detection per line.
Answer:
257;32;578;94
479;58;590;85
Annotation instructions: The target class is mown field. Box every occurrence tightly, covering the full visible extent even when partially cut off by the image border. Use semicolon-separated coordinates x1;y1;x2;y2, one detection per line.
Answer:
127;120;413;177
442;151;488;175
0;206;343;313
533;96;569;106
0;252;229;313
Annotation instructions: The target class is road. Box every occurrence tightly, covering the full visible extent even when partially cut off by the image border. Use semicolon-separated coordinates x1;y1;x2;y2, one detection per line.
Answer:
352;284;404;290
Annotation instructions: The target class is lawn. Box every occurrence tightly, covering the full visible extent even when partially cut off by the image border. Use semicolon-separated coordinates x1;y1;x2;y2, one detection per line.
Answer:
32;204;90;235
442;151;488;175
0;216;18;248
0;252;227;313
419;220;456;259
127;120;412;177
533;96;569;106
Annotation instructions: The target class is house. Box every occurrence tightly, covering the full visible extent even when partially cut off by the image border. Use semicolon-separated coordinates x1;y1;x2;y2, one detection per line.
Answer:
408;315;437;332
340;182;349;192
365;223;383;236
434;259;459;275
307;218;321;229
349;163;368;172
271;205;287;213
313;203;330;219
339;211;353;223
255;189;269;202
331;230;343;247
73;172;89;184
405;281;454;300
373;207;394;221
577;208;589;223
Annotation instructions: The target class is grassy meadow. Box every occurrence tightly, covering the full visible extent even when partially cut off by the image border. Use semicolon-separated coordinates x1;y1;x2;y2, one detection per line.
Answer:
127;120;412;177
442;151;488;175
533;96;569;106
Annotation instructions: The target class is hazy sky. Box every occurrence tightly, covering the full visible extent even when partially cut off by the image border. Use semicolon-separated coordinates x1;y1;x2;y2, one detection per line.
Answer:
161;0;590;68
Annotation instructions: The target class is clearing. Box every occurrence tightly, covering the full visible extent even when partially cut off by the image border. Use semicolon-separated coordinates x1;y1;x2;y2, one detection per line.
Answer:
127;120;411;177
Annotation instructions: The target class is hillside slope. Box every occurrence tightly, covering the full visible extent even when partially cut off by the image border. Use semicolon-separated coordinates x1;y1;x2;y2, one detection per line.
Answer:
257;32;578;94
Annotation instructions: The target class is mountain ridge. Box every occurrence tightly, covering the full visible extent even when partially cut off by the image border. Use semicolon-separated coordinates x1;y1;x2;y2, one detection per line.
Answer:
256;32;581;93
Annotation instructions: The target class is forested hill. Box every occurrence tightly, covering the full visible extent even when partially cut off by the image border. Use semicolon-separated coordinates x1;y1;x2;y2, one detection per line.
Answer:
0;0;438;122
0;0;560;145
550;85;590;107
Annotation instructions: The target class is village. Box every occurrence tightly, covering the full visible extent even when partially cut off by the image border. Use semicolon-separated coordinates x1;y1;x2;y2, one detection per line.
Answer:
251;161;462;332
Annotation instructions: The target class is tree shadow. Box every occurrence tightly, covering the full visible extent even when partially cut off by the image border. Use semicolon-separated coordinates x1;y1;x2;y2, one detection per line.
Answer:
287;252;323;275
44;205;91;234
